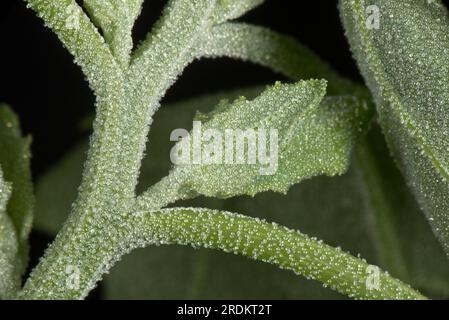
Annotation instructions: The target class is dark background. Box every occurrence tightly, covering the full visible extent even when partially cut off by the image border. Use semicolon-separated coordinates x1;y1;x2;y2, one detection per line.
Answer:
2;0;448;299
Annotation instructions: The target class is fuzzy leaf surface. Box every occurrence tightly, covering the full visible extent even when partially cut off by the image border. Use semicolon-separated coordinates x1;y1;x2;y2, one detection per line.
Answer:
340;0;449;253
0;105;33;275
0;167;19;298
150;80;372;200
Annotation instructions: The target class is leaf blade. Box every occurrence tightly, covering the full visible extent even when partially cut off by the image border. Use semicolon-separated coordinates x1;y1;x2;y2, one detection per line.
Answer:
0;105;34;274
137;80;373;203
0;167;20;298
340;0;449;253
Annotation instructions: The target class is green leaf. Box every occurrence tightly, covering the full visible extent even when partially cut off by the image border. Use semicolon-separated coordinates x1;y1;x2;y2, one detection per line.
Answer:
0;105;33;275
340;0;449;254
138;80;372;202
0;104;33;298
354;127;449;297
0;169;10;214
83;0;144;67
170;79;328;198
0;166;20;298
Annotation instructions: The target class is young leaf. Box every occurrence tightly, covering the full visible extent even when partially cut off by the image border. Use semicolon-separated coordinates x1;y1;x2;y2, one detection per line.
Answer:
340;0;449;253
138;80;373;203
83;0;144;67
0;105;33;275
172;80;327;197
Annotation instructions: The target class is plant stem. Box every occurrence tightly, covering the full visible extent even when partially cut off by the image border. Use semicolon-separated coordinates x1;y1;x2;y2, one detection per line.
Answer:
128;208;425;300
198;22;365;96
19;0;218;299
18;88;146;298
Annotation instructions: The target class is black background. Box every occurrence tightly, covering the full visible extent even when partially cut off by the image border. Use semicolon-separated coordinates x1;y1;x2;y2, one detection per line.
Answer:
1;0;448;299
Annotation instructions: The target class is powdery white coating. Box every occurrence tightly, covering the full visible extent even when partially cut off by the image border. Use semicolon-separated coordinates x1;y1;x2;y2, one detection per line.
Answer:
212;0;265;24
0;169;11;220
18;0;419;300
137;80;373;202
126;207;425;300
340;0;449;254
25;0;124;99
198;22;363;96
31;94;449;298
0;166;20;298
0;106;33;250
20;0;282;299
0;105;34;283
84;0;144;68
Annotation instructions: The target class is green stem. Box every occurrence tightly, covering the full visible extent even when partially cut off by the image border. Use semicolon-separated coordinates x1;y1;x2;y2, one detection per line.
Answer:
17;89;151;299
127;208;425;300
136;175;192;211
25;0;122;98
20;0;221;299
126;0;218;122
198;22;366;96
